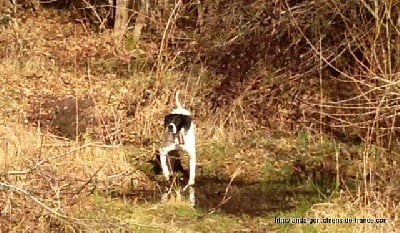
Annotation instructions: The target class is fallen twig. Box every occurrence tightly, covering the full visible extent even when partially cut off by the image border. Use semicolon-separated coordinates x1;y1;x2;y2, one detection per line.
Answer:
208;167;241;214
74;164;104;195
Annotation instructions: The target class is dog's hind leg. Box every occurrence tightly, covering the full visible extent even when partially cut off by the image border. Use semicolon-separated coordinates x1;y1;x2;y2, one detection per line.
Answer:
188;186;195;207
187;149;196;187
183;126;196;190
183;142;196;206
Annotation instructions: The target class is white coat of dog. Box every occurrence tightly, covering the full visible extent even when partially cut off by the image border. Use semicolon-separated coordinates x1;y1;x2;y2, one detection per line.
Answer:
159;91;196;205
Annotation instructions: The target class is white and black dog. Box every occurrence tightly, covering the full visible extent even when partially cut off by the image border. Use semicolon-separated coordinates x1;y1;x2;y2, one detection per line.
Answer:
159;91;196;204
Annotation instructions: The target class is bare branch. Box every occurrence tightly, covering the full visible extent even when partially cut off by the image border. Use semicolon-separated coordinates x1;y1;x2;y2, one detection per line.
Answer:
7;143;102;176
0;181;83;222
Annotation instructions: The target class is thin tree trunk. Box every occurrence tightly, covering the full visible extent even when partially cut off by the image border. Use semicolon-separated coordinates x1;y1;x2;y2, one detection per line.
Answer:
196;0;203;32
114;0;129;35
131;0;149;47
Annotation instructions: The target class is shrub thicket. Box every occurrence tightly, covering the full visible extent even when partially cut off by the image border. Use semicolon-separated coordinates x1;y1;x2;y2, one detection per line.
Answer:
5;0;400;146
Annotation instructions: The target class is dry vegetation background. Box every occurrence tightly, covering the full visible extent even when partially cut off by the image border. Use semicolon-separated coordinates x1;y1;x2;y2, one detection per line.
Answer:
0;0;400;232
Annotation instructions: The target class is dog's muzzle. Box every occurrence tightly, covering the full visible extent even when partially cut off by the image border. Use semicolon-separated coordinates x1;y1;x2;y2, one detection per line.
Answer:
167;123;177;134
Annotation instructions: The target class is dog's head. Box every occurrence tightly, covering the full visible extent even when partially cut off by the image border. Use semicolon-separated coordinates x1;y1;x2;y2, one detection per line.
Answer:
164;91;192;135
164;114;192;134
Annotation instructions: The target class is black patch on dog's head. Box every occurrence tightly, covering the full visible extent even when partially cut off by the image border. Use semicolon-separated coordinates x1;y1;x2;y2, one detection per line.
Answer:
164;114;192;133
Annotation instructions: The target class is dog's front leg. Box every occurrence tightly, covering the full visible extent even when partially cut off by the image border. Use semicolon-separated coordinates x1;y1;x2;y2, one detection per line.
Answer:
160;153;170;181
159;144;176;181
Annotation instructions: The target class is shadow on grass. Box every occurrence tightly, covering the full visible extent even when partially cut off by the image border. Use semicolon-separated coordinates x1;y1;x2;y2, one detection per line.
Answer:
121;174;318;217
194;176;314;216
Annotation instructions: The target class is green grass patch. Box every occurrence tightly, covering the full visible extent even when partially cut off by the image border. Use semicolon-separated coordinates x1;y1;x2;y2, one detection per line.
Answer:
71;194;247;232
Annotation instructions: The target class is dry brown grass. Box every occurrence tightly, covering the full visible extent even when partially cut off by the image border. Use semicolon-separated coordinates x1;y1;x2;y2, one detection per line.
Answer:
0;123;155;231
295;193;399;232
1;1;400;232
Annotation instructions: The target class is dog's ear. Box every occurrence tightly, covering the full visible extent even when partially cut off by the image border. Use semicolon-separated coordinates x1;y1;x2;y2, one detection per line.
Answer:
164;114;173;128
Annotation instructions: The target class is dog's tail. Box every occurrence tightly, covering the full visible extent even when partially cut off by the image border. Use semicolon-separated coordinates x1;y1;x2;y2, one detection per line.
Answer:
175;90;184;109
